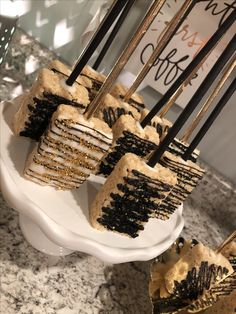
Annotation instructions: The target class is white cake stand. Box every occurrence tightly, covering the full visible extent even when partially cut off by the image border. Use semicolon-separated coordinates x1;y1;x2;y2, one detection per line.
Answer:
0;100;184;264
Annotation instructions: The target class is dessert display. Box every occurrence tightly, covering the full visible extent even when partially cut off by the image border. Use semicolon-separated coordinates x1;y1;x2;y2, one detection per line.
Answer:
149;236;236;314
24;105;113;189
90;153;177;238
3;0;235;247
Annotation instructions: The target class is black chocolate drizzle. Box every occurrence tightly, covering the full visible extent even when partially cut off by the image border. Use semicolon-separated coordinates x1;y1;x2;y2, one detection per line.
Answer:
156;155;204;218
102;107;134;128
119;94;145;113
20;92;86;140
153;261;230;313
167;138;198;162
188;254;236;311
99;130;158;177
97;169;172;238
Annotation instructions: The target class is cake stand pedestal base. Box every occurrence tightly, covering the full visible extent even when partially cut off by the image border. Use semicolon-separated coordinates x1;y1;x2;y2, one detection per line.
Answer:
19;214;74;256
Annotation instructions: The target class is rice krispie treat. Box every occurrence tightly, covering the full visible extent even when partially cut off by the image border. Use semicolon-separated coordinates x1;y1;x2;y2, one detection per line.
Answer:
156;152;205;219
80;64;106;100
13;68;90;140
90;153;177;238
141;108;172;142
150;238;234;314
95;93;141;128
111;82;146;113
24;105;112;189
187;241;236;313
98;114;159;176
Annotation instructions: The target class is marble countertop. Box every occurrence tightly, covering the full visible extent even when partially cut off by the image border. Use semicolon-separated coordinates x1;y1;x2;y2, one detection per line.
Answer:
0;29;236;314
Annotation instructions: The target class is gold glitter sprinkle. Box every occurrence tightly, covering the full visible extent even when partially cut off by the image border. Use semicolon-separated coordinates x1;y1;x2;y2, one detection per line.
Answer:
32;156;88;179
54;120;108;153
38;148;95;171
43;135;100;162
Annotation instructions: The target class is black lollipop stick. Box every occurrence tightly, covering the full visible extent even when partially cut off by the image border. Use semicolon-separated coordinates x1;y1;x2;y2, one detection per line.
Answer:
141;9;236;128
93;0;136;71
183;76;236;161
147;34;236;167
66;0;128;86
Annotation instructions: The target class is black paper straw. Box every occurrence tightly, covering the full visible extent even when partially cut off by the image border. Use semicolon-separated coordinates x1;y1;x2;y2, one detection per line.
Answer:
66;0;128;86
141;9;236;128
183;75;236;161
147;34;236;167
93;0;136;70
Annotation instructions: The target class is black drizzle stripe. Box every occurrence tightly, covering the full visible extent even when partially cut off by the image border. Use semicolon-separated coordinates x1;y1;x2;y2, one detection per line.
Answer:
173;262;229;300
26;168;84;186
161;156;204;180
59;118;112;143
42;92;86;109
99;130;158;177
97;169;172;238
52;121;108;154
21;92;86;140
156;193;181;218
167;139;198;162
150;121;164;138
102;107;134;128
119;94;145;112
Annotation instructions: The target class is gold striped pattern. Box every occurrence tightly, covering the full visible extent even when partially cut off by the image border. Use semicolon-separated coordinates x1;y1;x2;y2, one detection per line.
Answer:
25;118;112;189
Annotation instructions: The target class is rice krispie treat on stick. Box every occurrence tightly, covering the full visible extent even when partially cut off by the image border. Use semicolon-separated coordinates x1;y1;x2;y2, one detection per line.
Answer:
156;152;204;219
111;82;146;113
141;110;200;162
94;93;141;128
187;241;236;313
80;65;106;99
48;59;92;89
13;68;90;140
90;153;177;238
141;108;172;142
24;105;112;189
98;114;159;177
149;238;234;314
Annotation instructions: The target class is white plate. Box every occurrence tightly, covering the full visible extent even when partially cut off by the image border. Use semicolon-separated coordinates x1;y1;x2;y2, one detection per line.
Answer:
0;100;184;263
